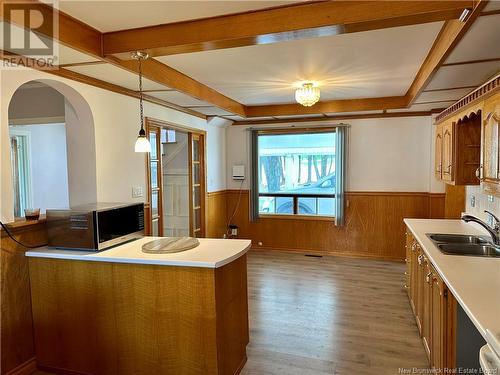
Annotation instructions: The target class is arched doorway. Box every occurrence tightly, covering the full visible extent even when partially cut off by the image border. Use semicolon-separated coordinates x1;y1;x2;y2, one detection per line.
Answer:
6;79;97;219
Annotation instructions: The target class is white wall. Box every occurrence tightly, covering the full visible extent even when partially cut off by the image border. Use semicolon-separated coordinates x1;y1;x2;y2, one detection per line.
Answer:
206;123;227;192
8;85;65;124
1;67;222;222
10;123;69;213
225;117;445;193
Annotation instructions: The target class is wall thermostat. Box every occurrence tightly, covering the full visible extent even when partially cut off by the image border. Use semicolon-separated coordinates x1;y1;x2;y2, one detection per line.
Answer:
232;165;245;180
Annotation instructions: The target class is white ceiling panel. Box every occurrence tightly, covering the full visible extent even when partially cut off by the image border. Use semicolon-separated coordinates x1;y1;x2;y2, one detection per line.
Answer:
147;91;212;107
416;88;474;103
388;102;456;113
157;22;443;105
445;15;500;64
425;61;500;90
58;45;99;65
59;1;300;32
65;63;169;91
188;107;234;116
483;0;500;11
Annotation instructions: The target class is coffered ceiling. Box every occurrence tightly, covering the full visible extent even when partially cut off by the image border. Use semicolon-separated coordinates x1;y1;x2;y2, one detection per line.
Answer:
2;0;499;123
58;1;300;32
157;22;443;105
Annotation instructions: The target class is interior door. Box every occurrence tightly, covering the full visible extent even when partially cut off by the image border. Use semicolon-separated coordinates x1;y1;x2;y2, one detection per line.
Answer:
147;126;163;236
441;122;454;182
189;133;205;238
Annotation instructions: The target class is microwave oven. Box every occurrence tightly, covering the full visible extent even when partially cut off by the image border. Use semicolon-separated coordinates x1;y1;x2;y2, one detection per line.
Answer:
46;202;145;251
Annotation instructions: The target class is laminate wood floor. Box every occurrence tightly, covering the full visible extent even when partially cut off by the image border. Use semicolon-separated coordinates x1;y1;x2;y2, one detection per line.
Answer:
34;250;428;375
240;250;429;375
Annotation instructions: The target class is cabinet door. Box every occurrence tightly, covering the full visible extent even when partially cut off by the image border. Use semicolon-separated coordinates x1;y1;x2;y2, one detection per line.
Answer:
482;100;500;185
404;231;411;296
441;122;454;182
422;261;432;361
435;124;443;180
415;248;425;336
431;270;447;371
409;238;419;314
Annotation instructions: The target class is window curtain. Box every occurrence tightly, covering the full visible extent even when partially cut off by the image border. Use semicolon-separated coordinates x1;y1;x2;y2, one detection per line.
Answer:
250;129;260;222
335;126;347;226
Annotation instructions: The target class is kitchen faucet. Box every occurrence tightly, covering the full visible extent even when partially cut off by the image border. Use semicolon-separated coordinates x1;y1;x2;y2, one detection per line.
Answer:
461;210;500;246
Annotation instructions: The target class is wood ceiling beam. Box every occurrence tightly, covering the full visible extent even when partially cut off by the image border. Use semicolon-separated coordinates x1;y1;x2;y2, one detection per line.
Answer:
405;0;487;105
102;1;467;57
0;1;247;117
0;50;206;119
0;1;102;57
105;56;246;117
232;110;442;126
245;96;408;118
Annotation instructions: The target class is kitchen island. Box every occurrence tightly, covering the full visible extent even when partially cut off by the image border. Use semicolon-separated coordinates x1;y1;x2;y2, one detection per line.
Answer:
26;237;251;375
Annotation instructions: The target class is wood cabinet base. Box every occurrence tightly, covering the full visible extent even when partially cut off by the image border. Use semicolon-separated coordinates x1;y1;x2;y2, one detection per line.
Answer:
405;230;456;371
28;255;249;375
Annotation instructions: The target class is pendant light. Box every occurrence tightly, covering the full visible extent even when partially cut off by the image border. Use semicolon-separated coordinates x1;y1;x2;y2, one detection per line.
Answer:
132;51;151;153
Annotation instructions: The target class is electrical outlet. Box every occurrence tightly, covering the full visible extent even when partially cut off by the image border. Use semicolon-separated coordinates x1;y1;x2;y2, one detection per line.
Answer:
132;186;143;198
488;195;494;203
470;195;476;208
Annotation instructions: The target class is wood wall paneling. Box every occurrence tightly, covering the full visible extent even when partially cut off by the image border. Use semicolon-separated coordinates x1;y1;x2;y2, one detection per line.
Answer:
444;184;466;219
223;190;445;261
1;219;47;375
206;191;228;239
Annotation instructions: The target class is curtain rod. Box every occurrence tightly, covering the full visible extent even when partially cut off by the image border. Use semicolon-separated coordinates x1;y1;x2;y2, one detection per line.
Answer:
245;122;350;131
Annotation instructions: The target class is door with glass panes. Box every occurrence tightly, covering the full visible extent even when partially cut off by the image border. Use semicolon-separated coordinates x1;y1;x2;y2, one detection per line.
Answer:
189;133;205;237
146;119;205;238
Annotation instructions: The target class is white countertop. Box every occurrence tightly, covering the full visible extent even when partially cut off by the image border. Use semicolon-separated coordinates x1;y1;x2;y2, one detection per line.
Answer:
404;219;500;347
25;237;252;268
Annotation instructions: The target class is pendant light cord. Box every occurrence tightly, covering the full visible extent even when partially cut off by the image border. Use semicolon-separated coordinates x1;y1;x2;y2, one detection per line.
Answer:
138;55;145;132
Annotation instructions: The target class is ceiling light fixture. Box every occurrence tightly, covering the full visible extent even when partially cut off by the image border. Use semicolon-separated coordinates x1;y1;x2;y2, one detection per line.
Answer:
132;51;151;153
459;8;471;22
295;82;320;107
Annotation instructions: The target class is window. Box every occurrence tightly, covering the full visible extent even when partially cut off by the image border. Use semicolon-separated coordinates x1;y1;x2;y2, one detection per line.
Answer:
253;129;343;218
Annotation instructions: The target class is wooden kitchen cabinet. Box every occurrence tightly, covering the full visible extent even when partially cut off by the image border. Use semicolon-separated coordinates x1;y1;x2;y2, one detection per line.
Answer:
434;123;443;180
434;113;481;185
481;93;500;195
441;122;454;182
404;229;456;371
430;265;447;370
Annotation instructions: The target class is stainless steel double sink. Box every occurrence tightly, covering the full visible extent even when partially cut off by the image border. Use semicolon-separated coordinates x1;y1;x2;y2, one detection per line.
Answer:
426;233;500;258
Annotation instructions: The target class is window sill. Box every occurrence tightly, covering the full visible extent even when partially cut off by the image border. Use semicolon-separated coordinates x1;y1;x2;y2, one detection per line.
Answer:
258;214;336;222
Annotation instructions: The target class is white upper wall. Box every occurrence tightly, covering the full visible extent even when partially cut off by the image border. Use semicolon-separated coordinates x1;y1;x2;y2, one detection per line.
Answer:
225;117;445;193
1;67;227;222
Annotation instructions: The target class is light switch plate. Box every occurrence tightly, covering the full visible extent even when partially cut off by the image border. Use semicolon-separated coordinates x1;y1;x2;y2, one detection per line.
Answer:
132;186;143;198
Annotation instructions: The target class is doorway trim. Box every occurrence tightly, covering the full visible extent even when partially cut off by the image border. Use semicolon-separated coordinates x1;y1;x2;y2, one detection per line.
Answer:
144;117;207;237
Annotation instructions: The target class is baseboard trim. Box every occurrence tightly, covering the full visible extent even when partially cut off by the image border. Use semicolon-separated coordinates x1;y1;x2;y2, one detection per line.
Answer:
250;246;404;262
5;357;37;375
